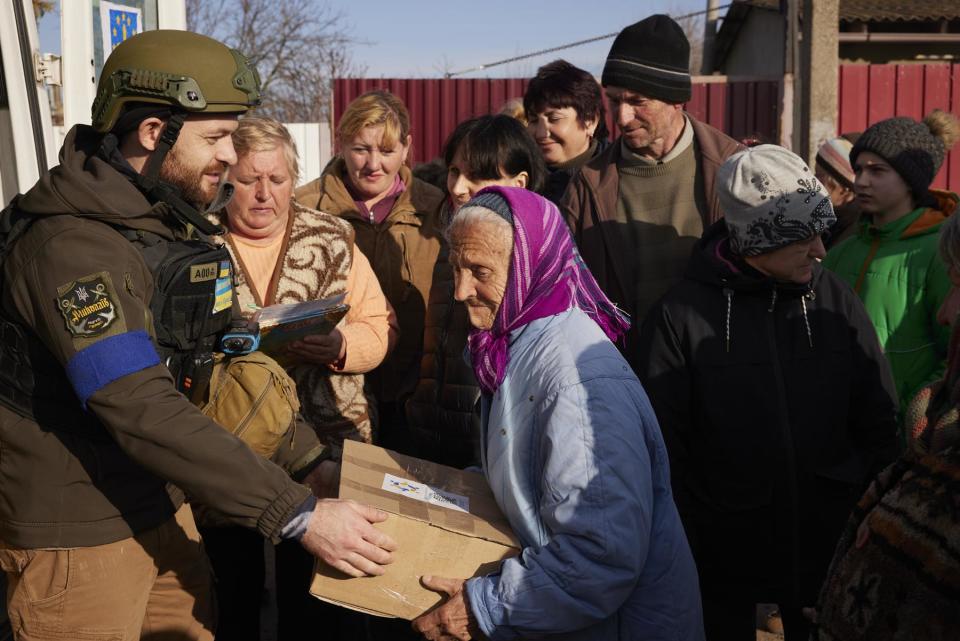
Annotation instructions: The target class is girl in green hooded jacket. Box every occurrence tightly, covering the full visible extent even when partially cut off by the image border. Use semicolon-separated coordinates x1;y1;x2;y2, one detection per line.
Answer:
824;110;960;430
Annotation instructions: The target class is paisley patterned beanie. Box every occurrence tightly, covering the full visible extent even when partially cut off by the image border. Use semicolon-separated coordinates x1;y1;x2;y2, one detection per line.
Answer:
719;144;837;256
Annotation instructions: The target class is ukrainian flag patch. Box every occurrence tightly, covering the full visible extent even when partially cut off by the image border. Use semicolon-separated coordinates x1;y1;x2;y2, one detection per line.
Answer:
213;260;233;314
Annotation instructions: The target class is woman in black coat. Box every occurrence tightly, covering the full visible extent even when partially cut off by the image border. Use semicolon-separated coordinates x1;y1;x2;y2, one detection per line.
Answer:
637;145;899;641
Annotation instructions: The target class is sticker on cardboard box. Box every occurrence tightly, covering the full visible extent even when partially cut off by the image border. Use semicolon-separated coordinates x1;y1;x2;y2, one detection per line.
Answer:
382;474;428;500
427;487;469;513
381;474;470;513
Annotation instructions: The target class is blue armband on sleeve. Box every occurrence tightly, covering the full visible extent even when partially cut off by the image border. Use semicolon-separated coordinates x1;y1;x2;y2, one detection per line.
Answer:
65;330;161;407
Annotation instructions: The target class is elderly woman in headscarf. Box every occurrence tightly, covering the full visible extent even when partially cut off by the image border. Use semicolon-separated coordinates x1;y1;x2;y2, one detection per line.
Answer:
813;211;960;641
411;186;704;641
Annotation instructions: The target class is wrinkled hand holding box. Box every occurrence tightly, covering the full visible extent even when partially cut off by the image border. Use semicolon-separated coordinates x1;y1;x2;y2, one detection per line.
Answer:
309;441;520;619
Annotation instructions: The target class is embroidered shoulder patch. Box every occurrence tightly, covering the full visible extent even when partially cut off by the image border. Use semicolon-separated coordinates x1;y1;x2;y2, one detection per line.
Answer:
57;272;121;337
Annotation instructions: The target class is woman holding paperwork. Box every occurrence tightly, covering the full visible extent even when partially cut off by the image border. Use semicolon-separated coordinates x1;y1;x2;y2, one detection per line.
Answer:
411;186;704;641
218;116;396;446
207;116;397;640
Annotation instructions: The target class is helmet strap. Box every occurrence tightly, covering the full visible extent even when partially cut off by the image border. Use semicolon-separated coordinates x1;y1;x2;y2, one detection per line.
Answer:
132;110;225;236
140;110;185;191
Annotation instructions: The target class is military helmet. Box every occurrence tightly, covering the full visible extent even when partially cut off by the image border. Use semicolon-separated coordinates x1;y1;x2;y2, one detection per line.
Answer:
92;30;261;132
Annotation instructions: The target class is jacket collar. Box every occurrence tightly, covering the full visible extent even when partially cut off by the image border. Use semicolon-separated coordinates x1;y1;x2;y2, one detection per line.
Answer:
315;158;425;227
688;220;820;297
16;125;179;240
859;189;958;241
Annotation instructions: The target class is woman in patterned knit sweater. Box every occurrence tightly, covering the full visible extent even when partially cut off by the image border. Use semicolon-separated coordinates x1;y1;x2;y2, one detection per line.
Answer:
206;117;397;640
814;209;960;641
221;117;397;446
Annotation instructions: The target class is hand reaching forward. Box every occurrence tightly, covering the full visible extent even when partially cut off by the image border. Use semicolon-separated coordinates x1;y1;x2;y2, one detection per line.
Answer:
412;576;485;640
300;499;397;577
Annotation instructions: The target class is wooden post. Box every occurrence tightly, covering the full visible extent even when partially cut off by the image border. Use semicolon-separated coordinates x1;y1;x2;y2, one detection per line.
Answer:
799;0;839;164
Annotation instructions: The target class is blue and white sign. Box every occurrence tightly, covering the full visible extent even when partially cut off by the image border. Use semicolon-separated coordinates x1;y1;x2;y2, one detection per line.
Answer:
100;2;142;55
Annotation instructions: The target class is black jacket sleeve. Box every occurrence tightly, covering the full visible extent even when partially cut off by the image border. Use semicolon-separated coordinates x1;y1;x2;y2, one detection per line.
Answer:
843;287;901;476
636;300;695;515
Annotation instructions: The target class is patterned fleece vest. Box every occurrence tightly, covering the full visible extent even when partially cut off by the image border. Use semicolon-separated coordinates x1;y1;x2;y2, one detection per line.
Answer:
210;201;375;445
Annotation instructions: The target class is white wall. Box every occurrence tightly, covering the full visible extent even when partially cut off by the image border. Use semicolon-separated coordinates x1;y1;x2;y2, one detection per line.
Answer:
283;123;332;186
0;0;58;203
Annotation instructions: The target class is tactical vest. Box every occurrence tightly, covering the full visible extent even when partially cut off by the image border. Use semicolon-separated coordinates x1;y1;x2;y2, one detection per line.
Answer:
120;227;235;401
0;205;235;422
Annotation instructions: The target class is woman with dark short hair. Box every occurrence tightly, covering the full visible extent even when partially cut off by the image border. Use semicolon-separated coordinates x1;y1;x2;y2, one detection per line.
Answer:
524;59;610;204
406;115;544;468
444;114;546;209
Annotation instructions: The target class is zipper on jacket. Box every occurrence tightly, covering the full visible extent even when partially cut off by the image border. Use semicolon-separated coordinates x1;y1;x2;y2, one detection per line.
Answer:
853;235;882;294
722;287;733;352
764;310;803;605
234;377;275;439
399;233;414;303
435;289;456;405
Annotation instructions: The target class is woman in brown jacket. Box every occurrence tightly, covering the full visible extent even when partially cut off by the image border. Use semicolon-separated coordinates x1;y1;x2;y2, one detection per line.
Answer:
296;90;444;455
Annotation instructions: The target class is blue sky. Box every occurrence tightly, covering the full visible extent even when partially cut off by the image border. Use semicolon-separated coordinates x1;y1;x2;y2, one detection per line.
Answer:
337;0;703;77
38;0;706;78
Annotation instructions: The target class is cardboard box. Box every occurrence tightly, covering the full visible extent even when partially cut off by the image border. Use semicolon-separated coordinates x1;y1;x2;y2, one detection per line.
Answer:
309;441;520;619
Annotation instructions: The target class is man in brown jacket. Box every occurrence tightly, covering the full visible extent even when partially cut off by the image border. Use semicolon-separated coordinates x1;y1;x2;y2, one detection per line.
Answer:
0;31;395;639
562;14;741;370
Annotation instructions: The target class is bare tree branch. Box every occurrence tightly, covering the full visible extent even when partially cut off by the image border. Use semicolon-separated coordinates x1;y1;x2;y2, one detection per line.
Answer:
187;0;362;122
668;2;705;74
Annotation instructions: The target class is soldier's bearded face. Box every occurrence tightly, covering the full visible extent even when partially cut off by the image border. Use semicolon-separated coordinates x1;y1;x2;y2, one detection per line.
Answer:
160;115;239;207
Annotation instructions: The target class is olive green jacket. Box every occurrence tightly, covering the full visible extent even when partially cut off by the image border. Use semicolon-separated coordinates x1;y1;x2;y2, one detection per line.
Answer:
0;125;310;548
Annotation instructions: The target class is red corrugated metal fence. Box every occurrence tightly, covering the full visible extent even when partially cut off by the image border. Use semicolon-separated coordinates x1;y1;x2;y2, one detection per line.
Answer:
334;64;960;192
838;63;959;192
685;79;780;144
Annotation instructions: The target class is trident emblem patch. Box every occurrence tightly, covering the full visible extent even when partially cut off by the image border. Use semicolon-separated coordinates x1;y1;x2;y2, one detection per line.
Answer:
57;273;119;337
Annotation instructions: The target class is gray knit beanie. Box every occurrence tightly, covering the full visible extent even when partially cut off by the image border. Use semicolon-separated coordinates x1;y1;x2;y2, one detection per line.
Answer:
851;114;950;198
465;190;514;225
720;145;836;256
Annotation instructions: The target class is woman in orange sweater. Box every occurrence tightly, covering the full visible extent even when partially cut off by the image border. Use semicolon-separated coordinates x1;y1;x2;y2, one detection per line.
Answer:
217;117;397;446
205;117;397;639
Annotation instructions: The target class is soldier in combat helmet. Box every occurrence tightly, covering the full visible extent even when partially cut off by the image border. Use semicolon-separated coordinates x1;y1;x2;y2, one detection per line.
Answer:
0;30;396;639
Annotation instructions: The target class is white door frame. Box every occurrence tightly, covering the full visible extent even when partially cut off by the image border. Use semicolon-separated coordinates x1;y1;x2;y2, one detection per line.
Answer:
0;0;57;194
